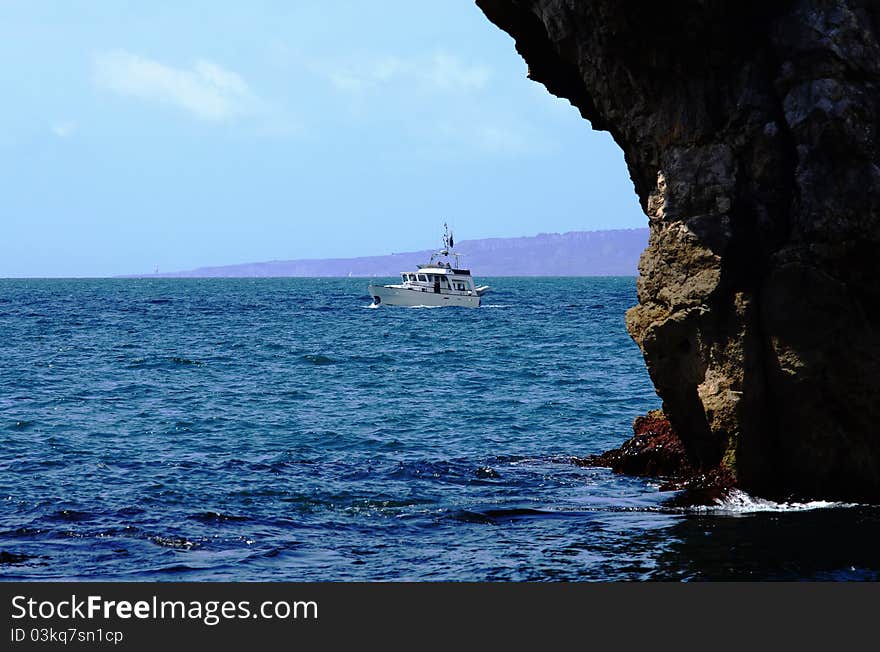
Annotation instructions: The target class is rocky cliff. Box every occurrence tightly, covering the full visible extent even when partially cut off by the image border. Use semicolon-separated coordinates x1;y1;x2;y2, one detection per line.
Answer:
477;0;880;500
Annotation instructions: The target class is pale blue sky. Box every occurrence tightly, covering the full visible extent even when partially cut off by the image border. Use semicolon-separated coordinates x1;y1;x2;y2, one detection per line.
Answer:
1;1;645;277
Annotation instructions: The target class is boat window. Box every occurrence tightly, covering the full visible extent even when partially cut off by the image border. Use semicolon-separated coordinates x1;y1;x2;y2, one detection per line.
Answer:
418;274;428;282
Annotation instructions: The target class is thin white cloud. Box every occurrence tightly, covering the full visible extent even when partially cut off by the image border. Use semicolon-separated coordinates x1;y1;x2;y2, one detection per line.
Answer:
325;52;490;94
429;120;553;159
327;55;407;92
476;124;529;154
423;53;489;92
92;50;262;122
314;50;553;159
50;121;76;138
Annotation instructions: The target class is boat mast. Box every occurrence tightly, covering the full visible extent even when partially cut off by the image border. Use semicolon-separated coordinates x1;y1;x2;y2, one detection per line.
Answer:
441;222;461;268
428;223;462;268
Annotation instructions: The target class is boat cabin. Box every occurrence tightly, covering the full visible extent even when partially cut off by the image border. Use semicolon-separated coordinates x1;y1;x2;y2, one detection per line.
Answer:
398;265;477;295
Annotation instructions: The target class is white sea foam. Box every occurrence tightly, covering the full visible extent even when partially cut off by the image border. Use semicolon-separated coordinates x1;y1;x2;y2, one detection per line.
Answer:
694;488;855;514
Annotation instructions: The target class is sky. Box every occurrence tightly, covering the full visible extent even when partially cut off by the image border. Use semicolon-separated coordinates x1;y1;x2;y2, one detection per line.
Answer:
0;1;646;277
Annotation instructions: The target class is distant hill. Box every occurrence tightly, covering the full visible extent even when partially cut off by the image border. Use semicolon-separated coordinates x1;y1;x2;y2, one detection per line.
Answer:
136;228;648;277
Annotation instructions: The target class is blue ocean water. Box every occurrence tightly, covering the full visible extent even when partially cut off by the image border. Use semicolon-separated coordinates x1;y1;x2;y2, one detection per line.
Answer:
1;277;877;581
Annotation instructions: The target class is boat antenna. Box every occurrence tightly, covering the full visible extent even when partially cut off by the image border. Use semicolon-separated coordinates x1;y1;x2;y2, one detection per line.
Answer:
442;222;454;252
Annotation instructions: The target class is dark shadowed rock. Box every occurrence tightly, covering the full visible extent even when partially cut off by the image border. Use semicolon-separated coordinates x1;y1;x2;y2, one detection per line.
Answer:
575;410;694;478
575;410;737;504
478;0;880;501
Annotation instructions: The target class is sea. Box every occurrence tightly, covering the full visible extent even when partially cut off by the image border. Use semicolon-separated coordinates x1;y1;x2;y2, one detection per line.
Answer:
1;277;877;581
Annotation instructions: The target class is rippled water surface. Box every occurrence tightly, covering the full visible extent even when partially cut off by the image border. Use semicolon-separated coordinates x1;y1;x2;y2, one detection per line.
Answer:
1;278;877;581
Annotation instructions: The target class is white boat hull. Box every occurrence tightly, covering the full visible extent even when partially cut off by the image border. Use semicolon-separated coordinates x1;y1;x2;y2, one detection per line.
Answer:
368;284;481;308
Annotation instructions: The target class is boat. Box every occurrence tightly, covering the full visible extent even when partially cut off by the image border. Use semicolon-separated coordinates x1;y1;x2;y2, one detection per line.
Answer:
368;225;490;308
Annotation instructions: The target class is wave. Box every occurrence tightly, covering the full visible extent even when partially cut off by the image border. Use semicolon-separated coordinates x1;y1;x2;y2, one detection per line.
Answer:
126;356;204;369
49;509;95;523
301;354;337;365
188;511;250;524
169;356;203;366
148;535;198;549
446;507;592;524
0;551;38;565
348;353;395;365
692;488;857;514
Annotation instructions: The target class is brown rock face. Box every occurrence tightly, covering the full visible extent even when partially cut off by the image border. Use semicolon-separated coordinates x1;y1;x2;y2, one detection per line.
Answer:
477;0;880;500
575;410;694;478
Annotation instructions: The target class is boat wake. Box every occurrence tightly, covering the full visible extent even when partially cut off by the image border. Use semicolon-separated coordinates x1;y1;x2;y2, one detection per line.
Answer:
691;488;857;514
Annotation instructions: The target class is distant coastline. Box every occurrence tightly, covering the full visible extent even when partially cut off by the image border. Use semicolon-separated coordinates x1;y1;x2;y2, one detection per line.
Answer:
126;228;648;278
